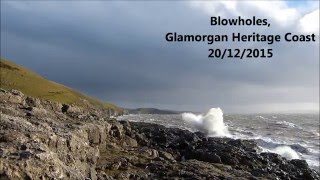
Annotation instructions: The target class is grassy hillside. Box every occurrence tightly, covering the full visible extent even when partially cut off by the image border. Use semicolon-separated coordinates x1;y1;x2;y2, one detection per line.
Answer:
0;58;121;112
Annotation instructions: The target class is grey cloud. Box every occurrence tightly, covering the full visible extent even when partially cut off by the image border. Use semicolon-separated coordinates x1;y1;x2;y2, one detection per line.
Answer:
1;1;318;113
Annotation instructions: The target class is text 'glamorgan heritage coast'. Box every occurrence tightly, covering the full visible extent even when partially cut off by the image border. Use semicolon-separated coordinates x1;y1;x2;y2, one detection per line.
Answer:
165;16;317;59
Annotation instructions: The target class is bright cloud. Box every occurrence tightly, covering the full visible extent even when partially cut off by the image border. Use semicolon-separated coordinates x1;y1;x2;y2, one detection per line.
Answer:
299;9;319;35
190;1;319;35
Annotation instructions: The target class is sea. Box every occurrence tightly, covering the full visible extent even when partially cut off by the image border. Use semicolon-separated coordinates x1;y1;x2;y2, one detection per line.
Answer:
117;110;319;170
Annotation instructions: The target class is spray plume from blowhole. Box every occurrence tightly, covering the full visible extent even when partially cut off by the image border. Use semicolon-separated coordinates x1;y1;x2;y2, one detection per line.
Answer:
182;108;231;137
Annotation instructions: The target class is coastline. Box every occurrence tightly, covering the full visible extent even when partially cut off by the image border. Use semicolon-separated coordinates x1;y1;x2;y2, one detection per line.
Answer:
1;90;319;179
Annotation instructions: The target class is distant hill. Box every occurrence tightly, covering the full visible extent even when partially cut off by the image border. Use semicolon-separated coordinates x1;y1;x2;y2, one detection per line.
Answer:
0;58;122;113
127;108;182;114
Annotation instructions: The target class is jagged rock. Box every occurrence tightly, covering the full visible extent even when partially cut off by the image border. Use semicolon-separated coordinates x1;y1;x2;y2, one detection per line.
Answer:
97;171;114;180
87;125;101;145
11;89;24;97
110;123;123;138
123;136;138;147
0;91;24;104
159;151;175;162
139;148;159;158
25;97;41;108
61;104;69;113
30;107;47;117
90;167;97;180
134;133;149;146
0;149;6;158
19;151;32;159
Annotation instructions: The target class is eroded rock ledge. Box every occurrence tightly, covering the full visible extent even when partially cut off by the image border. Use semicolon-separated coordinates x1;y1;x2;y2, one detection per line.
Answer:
0;90;319;179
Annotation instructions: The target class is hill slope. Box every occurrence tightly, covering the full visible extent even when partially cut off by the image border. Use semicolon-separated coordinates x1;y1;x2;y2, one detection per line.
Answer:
0;58;122;113
127;108;182;114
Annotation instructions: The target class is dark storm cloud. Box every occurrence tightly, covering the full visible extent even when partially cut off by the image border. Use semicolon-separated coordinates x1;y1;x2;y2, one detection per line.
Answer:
1;1;319;113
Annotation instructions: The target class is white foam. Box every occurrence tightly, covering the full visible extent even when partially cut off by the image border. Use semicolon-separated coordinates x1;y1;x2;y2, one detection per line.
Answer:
260;145;300;160
256;115;267;119
272;146;300;160
182;108;230;137
311;130;320;137
276;121;296;128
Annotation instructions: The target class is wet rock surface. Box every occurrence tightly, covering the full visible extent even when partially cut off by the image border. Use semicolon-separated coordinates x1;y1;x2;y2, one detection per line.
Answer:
0;89;319;179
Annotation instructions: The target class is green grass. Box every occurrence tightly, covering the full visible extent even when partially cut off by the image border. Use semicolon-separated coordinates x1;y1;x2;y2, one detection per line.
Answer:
0;58;122;112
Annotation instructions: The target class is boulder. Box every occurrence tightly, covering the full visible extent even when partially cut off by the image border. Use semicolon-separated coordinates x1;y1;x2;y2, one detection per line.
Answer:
123;136;138;147
159;151;175;162
25;97;42;107
0;91;24;104
110;123;123;138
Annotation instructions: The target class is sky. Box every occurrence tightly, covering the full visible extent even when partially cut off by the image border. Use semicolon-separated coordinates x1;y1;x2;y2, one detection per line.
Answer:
1;1;319;113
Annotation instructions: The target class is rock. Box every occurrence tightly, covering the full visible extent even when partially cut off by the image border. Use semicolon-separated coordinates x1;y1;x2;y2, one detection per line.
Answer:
20;144;28;150
24;106;33;111
0;88;7;93
116;170;149;180
220;154;239;166
97;171;114;180
208;153;222;164
0;90;319;180
11;89;24;96
123;136;138;147
110;123;123;138
0;91;24;104
0;131;27;143
159;151;175;162
68;106;82;114
87;126;101;145
123;124;132;136
25;97;41;107
19;151;32;159
140;148;159;158
290;159;309;170
149;149;159;158
111;161;121;170
0;148;6;158
61;104;69;113
46;101;63;112
120;120;131;127
90;168;97;180
30;107;47;116
260;152;284;164
61;104;82;117
135;133;148;146
26;111;33;116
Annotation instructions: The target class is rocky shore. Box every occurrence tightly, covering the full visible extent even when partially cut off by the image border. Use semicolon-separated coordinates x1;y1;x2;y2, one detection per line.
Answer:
0;89;319;179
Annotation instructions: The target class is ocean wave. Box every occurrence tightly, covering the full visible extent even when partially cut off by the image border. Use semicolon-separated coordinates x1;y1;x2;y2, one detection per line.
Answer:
289;143;310;154
256;115;267;120
233;127;254;136
302;154;320;170
275;121;297;128
272;146;300;160
118;113;319;170
311;130;320;137
307;147;319;154
260;145;300;160
253;137;310;154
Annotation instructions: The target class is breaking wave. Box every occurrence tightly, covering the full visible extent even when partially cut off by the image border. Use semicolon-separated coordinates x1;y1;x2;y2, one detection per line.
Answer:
276;121;297;128
272;146;300;160
260;145;300;160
